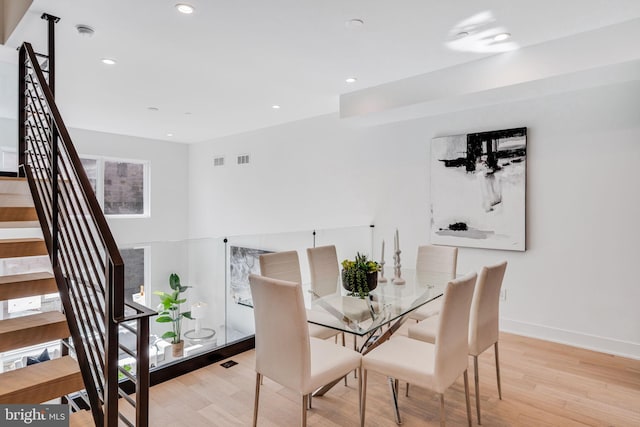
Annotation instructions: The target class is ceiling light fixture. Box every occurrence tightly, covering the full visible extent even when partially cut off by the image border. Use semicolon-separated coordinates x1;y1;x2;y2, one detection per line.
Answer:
345;77;357;83
175;3;194;14
493;32;511;42
271;105;281;109
456;31;469;38
147;107;159;111
167;133;174;137
101;58;116;65
75;24;95;38
345;18;364;29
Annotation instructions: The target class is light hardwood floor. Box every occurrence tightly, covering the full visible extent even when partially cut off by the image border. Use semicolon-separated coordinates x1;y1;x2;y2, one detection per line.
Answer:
145;331;640;426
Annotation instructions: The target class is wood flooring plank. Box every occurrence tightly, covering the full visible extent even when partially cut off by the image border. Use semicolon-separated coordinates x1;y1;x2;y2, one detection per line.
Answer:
140;331;640;426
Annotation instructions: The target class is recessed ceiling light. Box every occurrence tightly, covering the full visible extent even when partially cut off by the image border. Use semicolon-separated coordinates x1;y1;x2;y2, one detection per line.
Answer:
345;19;364;29
494;32;511;42
147;107;159;111
345;77;357;83
101;58;116;65
167;133;174;137
456;31;469;38
75;24;95;38
271;105;281;109
175;3;194;14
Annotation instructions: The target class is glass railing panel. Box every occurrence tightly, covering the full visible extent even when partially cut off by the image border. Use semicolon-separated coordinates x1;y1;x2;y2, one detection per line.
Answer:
114;224;373;372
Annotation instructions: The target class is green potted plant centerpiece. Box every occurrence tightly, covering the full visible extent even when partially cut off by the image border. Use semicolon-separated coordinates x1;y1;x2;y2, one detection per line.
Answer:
341;253;380;299
154;273;192;357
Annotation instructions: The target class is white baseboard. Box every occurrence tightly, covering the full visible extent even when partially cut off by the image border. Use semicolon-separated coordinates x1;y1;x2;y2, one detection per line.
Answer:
500;318;640;360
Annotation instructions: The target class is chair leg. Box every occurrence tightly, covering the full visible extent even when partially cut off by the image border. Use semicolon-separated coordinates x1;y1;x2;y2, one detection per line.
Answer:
463;370;472;427
308;393;312;409
343;332;348;386
353;337;358;378
495;342;503;400
439;393;446;427
405;383;410;397
388;377;402;424
361;369;367;427
301;394;308;427
358;366;363;426
253;373;262;427
474;355;481;424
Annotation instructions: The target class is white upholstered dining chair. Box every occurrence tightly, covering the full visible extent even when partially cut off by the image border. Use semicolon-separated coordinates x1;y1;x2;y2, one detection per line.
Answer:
306;245;347;339
306;245;340;298
408;261;507;424
259;250;343;341
361;272;477;427
408;244;458;322
249;274;362;427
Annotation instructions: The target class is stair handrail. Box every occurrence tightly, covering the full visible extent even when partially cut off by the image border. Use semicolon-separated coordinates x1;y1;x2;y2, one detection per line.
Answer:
18;41;155;427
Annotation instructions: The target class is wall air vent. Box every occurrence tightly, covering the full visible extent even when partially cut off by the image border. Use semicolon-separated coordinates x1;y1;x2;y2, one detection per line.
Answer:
237;154;250;165
213;156;225;167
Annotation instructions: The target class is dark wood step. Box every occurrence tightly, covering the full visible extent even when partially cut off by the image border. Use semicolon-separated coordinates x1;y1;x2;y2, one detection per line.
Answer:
0;272;57;301
0;356;83;404
0;311;69;352
0;238;48;258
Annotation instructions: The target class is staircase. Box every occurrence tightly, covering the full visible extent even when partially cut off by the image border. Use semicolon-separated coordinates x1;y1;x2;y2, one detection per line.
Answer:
0;176;92;424
6;38;155;426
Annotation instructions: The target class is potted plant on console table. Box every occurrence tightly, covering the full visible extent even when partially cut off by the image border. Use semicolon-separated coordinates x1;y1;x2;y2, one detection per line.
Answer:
341;253;380;299
154;273;192;357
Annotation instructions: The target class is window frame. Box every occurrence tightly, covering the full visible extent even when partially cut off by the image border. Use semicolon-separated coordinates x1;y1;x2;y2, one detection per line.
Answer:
79;155;150;218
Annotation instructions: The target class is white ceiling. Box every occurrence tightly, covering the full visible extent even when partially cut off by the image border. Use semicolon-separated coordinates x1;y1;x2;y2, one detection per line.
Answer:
1;0;640;143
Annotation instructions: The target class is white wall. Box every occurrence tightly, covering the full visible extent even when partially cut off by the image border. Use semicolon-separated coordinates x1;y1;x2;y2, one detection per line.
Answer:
188;80;640;359
0;118;189;245
69;127;189;245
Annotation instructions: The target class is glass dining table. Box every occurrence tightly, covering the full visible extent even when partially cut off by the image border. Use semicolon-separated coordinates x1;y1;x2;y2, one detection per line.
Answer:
305;269;447;349
303;268;449;416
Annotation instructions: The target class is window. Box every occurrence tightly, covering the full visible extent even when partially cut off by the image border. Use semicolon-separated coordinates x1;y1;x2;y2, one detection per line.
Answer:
121;247;148;304
80;156;149;217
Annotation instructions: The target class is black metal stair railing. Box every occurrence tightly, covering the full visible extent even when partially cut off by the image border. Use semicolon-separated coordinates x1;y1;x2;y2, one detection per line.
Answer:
18;41;155;427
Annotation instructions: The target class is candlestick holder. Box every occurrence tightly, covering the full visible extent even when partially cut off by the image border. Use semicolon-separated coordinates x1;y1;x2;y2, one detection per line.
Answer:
378;259;388;283
392;249;405;285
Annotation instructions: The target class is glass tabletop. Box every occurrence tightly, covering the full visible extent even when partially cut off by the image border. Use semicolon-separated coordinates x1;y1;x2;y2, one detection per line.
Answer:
304;269;449;337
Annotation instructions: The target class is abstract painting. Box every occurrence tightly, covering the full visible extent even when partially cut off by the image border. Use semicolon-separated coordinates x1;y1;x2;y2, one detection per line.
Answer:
430;127;526;251
229;246;271;306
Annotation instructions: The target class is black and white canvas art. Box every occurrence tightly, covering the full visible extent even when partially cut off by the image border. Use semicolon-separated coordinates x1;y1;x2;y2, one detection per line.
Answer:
229;246;271;306
430;127;527;251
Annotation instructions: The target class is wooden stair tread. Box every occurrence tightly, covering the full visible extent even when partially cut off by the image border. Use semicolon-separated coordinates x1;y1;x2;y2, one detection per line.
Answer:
0;311;69;352
0;271;56;300
0;356;84;404
70;410;96;427
0;206;37;222
0;238;47;258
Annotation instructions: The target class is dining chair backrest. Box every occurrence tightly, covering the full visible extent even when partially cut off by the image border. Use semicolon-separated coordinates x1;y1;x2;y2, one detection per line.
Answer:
416;244;458;277
259;250;302;283
433;271;477;393
468;261;507;356
249;274;310;391
306;245;339;297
